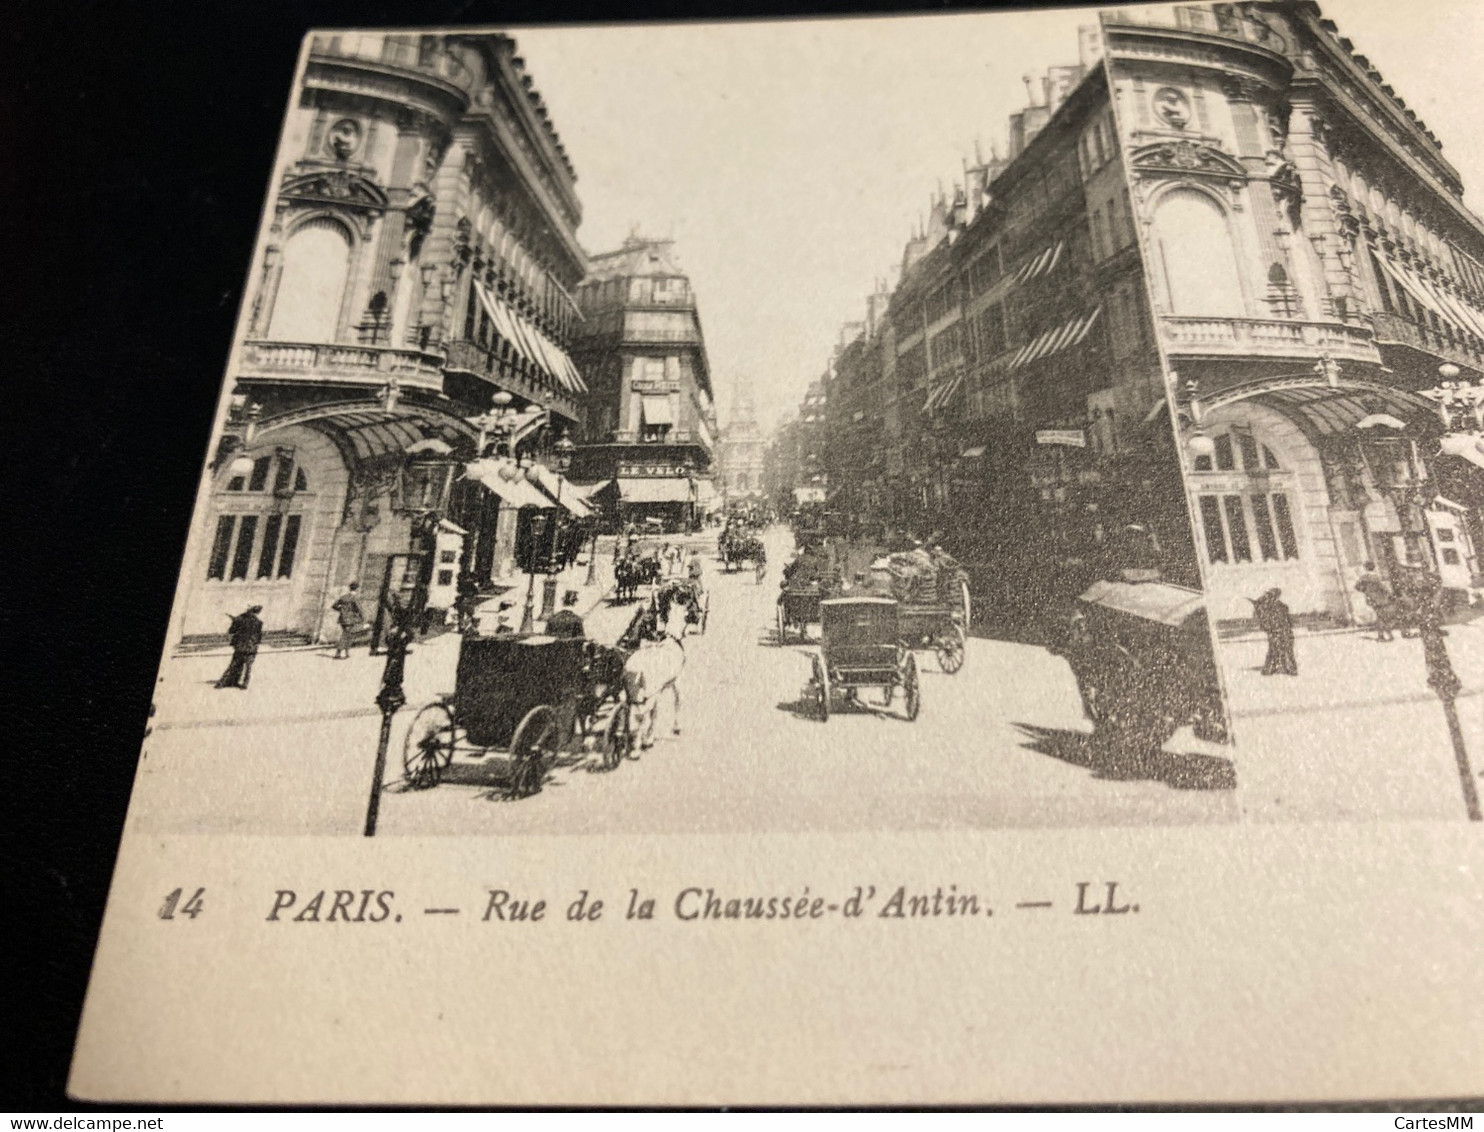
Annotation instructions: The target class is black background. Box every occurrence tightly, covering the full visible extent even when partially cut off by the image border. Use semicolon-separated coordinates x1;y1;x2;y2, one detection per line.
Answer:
5;0;1058;1108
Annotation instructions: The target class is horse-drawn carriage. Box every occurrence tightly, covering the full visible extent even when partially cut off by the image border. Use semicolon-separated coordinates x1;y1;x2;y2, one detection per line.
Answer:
803;596;921;722
1053;578;1230;758
401;582;704;798
719;530;767;581
401;632;633;798
776;584;823;644
871;555;972;676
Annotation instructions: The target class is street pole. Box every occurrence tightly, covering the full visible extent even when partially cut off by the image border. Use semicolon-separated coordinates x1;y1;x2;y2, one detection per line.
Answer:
365;604;411;837
1421;611;1481;822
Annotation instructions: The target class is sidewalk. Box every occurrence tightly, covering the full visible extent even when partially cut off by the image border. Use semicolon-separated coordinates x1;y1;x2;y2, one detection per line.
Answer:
1220;623;1484;822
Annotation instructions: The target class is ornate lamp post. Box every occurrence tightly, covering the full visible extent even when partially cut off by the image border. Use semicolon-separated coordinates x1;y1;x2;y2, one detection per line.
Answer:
365;593;415;837
518;432;575;633
1413;363;1481;822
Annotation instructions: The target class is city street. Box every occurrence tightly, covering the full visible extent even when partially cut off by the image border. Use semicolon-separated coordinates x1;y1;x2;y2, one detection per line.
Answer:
134;527;1241;837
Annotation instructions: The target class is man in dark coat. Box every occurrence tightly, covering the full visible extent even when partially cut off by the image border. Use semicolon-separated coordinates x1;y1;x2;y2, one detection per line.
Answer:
1252;588;1297;676
1354;562;1397;642
216;605;264;689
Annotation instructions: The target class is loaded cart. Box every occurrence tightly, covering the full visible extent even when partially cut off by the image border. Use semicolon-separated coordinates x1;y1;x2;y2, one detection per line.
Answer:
1055;579;1230;756
805;596;920;722
402;632;633;798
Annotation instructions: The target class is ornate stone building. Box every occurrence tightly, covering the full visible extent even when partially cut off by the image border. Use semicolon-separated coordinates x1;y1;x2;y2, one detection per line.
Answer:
180;33;589;645
569;235;718;530
1107;2;1484;625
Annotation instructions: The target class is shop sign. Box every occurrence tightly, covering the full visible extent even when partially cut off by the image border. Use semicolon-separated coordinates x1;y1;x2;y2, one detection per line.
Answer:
1036;429;1087;448
619;463;682;477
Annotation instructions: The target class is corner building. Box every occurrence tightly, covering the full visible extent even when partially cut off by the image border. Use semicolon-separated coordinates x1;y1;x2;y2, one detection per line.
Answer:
181;34;589;646
570;236;718;531
1104;3;1484;627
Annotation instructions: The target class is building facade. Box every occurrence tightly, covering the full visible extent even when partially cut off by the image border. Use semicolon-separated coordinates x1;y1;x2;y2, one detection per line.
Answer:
819;0;1484;635
1105;2;1484;627
717;385;769;504
182;33;589;645
570;235;718;530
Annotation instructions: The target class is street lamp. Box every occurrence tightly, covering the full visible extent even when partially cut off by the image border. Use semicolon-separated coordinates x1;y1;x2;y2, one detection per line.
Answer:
1411;362;1482;822
517;431;575;633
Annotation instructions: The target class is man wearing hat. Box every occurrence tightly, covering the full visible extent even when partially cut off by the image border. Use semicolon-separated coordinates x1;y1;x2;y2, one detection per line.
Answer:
493;599;518;636
1251;587;1297;676
216;605;264;689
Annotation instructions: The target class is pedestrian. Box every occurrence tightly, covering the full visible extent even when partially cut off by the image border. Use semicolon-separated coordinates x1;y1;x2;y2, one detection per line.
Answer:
1251;587;1297;676
216;605;264;689
1354;562;1397;642
494;599;517;635
330;581;364;659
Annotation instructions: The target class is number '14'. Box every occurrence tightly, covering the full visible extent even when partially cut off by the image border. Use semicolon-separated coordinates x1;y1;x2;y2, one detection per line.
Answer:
159;887;205;920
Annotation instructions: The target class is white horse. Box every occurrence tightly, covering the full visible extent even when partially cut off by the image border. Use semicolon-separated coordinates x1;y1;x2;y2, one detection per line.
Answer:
621;589;689;750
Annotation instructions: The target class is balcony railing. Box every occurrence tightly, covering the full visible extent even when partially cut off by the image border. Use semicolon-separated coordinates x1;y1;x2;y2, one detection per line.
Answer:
238;340;445;391
1370;312;1484;373
1158;317;1379;364
442;338;579;419
1101;6;1285;53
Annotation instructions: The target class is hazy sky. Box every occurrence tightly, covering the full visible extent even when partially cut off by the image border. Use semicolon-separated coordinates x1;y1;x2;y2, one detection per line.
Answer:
514;1;1484;431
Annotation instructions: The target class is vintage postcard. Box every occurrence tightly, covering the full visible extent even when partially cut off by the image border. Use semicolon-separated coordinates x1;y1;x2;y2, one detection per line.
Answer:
69;0;1482;1107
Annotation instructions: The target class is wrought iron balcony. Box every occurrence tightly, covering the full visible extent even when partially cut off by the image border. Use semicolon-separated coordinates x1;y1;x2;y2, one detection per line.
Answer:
238;340;445;391
1370;312;1484;374
442;338;579;420
1158;317;1380;365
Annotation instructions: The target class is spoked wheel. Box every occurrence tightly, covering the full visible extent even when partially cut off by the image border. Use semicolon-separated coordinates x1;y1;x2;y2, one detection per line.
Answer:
900;653;921;721
936;622;966;675
596;699;633;771
402;702;456;789
509;706;562;797
811;654;830;722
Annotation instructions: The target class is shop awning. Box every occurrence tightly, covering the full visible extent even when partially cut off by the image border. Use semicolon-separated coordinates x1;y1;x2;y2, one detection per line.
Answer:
925;371;965;413
1252;383;1438;438
1013;241;1064;285
640;395;674;426
462;458;555;509
618;477;694;504
474;280;588;395
524;463;595;518
1373;253;1484;342
1010;306;1101;371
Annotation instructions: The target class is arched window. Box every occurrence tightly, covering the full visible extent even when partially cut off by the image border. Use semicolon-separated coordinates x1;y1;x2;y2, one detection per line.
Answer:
1152;190;1246;317
270;217;352;342
208;450;311;582
1190;429;1298;565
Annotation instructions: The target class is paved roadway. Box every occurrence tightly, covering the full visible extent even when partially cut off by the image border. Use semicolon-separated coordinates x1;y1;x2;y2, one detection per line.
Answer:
134;526;1241;836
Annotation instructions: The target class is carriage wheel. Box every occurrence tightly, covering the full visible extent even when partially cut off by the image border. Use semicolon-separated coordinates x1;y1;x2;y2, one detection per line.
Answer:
936;622;966;676
901;653;921;721
596;700;633;771
811;654;830;722
402;703;456;789
776;603;787;645
509;706;561;797
959;578;973;631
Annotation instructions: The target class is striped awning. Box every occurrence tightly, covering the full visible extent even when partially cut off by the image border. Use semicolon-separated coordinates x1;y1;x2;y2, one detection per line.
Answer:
1373;252;1484;341
1008;306;1102;371
474;280;588;395
1012;241;1064;285
924;371;966;413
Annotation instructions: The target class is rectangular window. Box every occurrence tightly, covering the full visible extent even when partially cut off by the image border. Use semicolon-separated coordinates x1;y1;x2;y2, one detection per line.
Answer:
207;516;235;580
1215;433;1235;471
439;549;458;563
437;569;456;585
1236;431;1260;471
1437;528;1456;542
1223;495;1252;562
1442;548;1461;565
230;516;258;580
1272;493;1299;560
248;457;272;493
277;515;302;579
1249;494;1280;561
1199;495;1228;563
256;514;284;579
